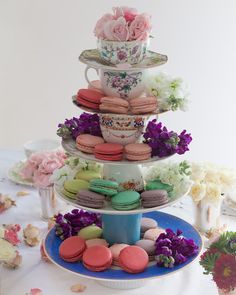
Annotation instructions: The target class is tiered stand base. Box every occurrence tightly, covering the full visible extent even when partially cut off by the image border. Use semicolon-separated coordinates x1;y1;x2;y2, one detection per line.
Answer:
44;211;202;289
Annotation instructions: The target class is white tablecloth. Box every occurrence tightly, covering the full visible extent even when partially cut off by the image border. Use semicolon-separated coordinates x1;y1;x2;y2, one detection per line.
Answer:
0;149;236;295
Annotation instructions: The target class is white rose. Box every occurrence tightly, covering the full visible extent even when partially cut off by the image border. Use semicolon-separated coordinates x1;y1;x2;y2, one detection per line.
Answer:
205;183;222;204
190;182;206;203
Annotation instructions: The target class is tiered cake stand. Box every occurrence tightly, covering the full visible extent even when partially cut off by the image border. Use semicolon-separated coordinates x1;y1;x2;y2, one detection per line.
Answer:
44;49;202;289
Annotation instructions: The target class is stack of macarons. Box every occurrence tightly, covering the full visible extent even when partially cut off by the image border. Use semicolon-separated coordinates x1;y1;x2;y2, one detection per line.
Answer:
111;190;140;211
89;179;119;197
76;134;104;154
77;89;104;110
63;179;89;199
129;97;158;114
99;97;129;114
141;190;169;208
124;143;152;161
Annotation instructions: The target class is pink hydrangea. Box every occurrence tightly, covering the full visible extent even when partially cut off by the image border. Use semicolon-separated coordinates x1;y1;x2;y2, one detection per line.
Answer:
129;13;152;41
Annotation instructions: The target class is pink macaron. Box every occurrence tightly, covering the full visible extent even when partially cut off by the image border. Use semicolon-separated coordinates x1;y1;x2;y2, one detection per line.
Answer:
109;243;129;266
124;143;152;161
59;236;86;262
94;143;124;161
77;89;104;110
86;238;109;248
129;97;157;114
99;97;129;114
143;228;166;241
76;134;104;154
82;245;112;272
119;245;149;273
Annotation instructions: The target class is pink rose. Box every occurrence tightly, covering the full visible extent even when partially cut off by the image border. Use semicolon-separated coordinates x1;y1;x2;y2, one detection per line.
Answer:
38;157;63;174
94;13;114;39
33;171;51;188
28;152;49;167
104;17;129;41
20;162;35;180
4;229;21;246
129;13;151;41
113;6;138;22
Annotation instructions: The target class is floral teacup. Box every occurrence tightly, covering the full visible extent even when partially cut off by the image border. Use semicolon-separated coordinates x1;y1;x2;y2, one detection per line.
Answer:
97;39;149;65
85;66;147;99
99;113;146;145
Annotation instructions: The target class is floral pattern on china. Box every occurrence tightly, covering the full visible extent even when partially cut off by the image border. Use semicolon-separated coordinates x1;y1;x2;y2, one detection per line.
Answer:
104;71;142;98
100;115;145;130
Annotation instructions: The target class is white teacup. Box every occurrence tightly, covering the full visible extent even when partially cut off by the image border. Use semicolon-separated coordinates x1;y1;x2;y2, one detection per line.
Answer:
24;139;61;158
85;66;146;100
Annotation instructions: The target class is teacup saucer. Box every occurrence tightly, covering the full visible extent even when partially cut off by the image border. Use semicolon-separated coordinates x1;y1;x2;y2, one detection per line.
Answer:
8;161;34;187
79;49;168;70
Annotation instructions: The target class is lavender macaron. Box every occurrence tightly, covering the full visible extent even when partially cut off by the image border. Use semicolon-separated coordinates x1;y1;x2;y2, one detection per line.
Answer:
140;217;158;237
76;190;105;209
141;189;169;208
135;239;156;261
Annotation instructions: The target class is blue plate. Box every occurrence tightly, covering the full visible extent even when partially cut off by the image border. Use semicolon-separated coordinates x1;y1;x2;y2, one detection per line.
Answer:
44;211;202;281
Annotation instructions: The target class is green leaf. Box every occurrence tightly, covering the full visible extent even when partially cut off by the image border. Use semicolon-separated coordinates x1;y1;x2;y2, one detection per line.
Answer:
200;252;220;274
211;232;236;254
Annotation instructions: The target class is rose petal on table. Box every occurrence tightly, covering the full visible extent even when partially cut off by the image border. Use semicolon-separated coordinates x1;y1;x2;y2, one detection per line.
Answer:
16;191;29;196
26;288;43;295
70;283;86;292
23;224;40;247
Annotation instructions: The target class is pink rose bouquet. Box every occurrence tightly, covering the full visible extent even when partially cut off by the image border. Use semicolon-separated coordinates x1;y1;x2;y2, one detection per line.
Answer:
20;150;66;188
94;7;151;41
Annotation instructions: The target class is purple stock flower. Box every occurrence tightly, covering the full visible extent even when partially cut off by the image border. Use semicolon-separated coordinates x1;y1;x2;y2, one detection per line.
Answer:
54;209;102;240
155;228;199;268
57;113;102;140
143;119;192;157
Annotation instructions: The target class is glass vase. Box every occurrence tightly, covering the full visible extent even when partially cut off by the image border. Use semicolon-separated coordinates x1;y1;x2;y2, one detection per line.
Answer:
194;198;222;232
38;186;58;220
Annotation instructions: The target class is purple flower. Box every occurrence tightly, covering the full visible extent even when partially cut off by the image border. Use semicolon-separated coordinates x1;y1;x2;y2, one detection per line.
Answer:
154;228;199;268
54;209;102;240
143;119;192;158
57;113;102;140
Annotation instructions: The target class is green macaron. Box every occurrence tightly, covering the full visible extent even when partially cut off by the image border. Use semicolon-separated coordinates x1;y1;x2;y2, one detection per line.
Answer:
75;170;101;181
89;179;118;196
145;180;173;193
78;225;103;240
63;179;89;196
111;190;141;211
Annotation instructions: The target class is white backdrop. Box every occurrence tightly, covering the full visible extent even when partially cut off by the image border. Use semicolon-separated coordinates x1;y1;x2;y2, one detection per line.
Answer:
1;0;236;166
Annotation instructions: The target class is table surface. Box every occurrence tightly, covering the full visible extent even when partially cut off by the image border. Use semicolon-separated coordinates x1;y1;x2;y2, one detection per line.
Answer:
0;149;235;295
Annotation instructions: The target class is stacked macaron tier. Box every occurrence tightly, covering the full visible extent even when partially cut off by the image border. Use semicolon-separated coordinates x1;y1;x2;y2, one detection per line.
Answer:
59;236;86;262
111;190;141;211
141;190;169;208
76;134;104;154
89;179;119;197
124;143;152;161
82;245;112;272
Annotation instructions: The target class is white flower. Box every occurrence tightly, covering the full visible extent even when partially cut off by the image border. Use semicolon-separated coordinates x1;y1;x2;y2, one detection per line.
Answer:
190;182;206;203
190;162;206;182
145;72;189;112
205;183;222;204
